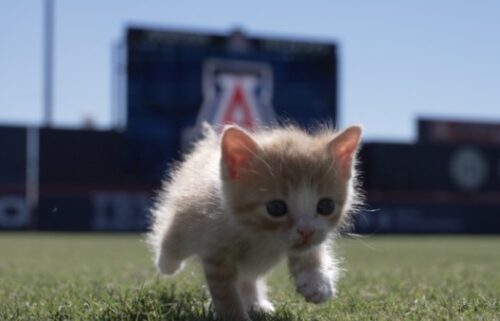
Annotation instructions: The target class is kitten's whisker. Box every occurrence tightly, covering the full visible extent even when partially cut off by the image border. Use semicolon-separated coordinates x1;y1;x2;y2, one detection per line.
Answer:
244;146;275;178
326;161;338;177
344;233;380;252
244;169;266;177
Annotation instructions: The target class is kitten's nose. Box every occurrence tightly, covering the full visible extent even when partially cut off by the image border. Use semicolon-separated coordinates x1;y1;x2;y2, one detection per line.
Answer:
297;227;314;241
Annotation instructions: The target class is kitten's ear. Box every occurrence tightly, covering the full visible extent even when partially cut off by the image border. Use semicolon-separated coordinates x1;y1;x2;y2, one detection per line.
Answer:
328;125;362;179
221;125;259;180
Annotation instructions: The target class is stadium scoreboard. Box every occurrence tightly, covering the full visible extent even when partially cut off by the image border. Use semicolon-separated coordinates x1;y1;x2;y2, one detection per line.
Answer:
125;27;338;183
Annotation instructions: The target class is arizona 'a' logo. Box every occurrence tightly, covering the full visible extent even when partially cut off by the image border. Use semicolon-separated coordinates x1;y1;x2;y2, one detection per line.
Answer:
195;59;275;132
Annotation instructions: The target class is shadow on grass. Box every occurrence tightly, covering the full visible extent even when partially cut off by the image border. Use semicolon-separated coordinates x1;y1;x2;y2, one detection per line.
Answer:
95;284;299;321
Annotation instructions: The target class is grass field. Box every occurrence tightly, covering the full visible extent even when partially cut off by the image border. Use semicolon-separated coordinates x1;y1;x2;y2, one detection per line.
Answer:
0;233;498;321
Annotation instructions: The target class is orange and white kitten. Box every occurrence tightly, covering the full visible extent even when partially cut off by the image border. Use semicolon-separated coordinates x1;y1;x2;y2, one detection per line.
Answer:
148;124;362;321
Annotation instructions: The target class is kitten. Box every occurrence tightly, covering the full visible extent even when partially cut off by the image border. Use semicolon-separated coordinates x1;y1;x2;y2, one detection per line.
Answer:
148;124;362;321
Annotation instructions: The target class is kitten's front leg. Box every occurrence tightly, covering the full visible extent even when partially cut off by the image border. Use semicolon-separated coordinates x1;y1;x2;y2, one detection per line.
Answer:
288;244;338;304
239;278;275;314
202;257;250;321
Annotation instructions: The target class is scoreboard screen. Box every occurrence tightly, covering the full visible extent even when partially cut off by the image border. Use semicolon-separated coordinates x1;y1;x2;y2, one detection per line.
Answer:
125;27;337;183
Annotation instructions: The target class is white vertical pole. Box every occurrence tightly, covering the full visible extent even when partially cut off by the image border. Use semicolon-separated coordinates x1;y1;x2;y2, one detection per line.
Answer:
26;127;40;229
114;41;127;131
111;42;123;130
43;0;54;127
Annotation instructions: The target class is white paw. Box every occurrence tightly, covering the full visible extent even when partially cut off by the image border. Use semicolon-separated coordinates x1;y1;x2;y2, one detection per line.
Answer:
295;270;335;303
249;299;275;314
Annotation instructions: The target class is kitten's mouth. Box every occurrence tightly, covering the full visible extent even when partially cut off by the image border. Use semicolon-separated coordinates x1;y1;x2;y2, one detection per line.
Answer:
292;236;323;251
293;244;308;250
292;240;312;250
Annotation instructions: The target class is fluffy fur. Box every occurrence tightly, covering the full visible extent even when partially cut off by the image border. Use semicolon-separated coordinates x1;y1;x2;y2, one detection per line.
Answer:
148;124;362;321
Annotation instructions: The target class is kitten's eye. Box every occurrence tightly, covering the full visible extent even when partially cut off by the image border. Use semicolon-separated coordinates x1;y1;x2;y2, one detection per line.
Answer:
317;198;335;216
266;200;288;217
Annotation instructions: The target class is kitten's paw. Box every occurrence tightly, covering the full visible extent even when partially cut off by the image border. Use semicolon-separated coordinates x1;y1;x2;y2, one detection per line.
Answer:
248;299;275;314
295;270;335;304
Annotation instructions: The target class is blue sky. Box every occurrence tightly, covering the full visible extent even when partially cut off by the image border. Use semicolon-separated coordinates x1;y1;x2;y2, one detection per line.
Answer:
0;0;499;141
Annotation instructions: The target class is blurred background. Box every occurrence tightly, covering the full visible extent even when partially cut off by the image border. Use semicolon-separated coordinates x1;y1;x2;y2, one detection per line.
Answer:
1;0;499;233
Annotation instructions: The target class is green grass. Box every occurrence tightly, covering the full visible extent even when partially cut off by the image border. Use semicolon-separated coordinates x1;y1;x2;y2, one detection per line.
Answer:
0;233;498;321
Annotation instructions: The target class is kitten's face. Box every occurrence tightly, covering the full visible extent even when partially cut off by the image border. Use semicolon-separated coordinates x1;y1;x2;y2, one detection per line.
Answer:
221;125;361;252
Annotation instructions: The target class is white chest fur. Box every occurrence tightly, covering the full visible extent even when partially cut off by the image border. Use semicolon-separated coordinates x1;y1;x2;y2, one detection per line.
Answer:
236;237;285;279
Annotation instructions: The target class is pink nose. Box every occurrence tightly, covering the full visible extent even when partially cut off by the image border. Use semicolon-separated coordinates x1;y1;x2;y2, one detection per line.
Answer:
297;228;314;241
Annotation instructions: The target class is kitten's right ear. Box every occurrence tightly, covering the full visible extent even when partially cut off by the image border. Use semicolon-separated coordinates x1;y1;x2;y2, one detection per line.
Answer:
328;125;362;180
221;125;258;180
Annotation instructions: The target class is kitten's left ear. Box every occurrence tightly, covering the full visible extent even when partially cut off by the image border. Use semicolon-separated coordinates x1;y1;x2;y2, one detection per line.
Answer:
328;125;362;180
221;125;259;180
